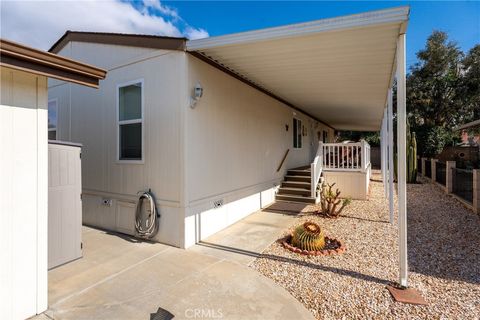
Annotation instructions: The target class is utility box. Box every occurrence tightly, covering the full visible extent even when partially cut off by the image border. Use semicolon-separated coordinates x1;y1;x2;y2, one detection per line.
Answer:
48;141;82;269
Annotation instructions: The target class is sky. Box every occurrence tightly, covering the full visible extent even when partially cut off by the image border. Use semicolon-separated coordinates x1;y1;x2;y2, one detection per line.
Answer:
1;1;479;70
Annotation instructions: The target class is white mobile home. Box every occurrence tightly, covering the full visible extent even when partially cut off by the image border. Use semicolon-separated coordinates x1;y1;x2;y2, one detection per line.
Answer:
48;7;409;249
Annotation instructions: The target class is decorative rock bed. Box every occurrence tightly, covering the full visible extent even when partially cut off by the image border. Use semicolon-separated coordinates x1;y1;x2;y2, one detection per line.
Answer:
253;171;480;319
280;234;346;256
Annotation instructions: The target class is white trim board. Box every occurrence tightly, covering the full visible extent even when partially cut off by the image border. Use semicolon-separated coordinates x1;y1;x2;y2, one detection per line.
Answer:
187;6;410;50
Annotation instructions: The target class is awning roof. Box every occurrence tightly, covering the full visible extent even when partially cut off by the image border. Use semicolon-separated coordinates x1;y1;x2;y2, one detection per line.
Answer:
187;6;409;131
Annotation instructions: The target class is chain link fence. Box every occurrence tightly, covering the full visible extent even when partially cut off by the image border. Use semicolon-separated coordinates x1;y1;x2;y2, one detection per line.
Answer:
452;168;473;204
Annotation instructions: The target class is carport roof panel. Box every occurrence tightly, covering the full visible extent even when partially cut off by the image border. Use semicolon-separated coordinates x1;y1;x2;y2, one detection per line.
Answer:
187;6;409;131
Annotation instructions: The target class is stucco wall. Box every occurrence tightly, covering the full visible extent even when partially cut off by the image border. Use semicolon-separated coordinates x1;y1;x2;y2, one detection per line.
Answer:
0;67;48;319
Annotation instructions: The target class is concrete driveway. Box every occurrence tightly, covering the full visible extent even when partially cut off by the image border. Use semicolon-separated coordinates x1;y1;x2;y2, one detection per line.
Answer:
39;210;313;320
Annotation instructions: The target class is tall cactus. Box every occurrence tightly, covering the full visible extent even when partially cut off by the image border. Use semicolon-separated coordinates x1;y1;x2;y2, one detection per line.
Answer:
394;119;418;183
409;132;417;182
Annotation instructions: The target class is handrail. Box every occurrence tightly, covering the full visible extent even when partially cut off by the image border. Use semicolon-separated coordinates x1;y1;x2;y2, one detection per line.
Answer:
310;142;323;198
277;149;290;172
321;141;370;172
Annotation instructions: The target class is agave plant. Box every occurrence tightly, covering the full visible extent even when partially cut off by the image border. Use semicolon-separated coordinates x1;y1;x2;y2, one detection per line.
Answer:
291;221;325;251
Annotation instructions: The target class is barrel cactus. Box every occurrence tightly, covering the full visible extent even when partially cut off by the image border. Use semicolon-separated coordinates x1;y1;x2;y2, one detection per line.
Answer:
291;222;325;251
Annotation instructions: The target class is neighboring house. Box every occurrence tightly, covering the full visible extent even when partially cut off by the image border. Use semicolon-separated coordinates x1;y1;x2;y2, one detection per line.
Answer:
457;119;480;146
48;6;409;249
460;130;480;145
0;39;106;320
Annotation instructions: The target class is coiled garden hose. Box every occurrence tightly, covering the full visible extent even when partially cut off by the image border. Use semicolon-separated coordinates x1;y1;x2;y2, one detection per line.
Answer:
135;190;159;239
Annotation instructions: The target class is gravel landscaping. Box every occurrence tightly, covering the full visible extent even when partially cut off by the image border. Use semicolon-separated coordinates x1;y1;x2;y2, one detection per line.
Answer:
251;170;480;319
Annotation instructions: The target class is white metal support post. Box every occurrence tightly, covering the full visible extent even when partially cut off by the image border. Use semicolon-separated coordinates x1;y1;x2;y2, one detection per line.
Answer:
382;109;388;198
397;33;408;288
380;113;384;193
387;88;394;224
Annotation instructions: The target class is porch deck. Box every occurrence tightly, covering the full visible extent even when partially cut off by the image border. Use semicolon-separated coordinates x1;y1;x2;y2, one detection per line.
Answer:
277;141;372;203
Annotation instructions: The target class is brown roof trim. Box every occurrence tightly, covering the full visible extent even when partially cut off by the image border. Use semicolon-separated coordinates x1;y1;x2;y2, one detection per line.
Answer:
49;31;187;54
1;38;106;88
189;51;335;131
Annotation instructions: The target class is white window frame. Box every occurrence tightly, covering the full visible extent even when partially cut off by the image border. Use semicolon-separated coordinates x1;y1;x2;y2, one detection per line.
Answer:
48;98;58;140
116;79;144;164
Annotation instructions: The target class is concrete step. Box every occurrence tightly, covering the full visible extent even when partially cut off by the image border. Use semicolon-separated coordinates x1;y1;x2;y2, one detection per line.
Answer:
281;181;311;189
277;187;311;196
284;175;311;182
287;169;311;177
275;194;316;204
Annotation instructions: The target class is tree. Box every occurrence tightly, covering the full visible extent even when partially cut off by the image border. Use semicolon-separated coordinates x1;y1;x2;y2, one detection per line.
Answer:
459;45;480;122
336;131;380;146
339;31;478;157
406;31;464;156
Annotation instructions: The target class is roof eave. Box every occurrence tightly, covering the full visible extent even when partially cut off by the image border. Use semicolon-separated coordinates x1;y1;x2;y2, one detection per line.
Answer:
49;31;187;54
0;38;106;88
187;6;410;51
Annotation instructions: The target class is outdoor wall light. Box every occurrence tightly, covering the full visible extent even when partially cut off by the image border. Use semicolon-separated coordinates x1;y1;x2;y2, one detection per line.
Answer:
190;82;203;108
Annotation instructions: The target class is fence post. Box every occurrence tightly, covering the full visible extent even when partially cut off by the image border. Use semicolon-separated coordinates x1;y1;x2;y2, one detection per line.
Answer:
473;170;480;214
446;161;456;194
431;159;438;182
421;157;427;177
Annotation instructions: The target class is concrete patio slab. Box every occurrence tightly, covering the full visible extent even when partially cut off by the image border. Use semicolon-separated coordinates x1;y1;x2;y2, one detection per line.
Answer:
48;227;170;303
38;225;314;320
189;210;296;265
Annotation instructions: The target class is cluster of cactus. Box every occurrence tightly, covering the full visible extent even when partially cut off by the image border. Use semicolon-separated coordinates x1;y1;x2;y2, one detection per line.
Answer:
291;222;325;251
318;182;351;218
394;119;418;183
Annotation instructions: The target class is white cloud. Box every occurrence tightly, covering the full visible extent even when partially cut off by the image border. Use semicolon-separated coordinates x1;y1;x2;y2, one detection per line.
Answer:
0;0;208;50
142;0;178;19
185;27;210;40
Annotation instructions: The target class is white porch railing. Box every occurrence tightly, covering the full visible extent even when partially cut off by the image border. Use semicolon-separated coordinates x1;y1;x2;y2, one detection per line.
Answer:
310;140;371;198
320;140;371;172
310;143;324;198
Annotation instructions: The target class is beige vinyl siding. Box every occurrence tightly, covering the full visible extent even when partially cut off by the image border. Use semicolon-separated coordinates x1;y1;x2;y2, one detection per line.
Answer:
183;55;330;245
59;41;157;69
186;55;326;202
48;41;334;248
49;43;185;247
50;45;182;202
